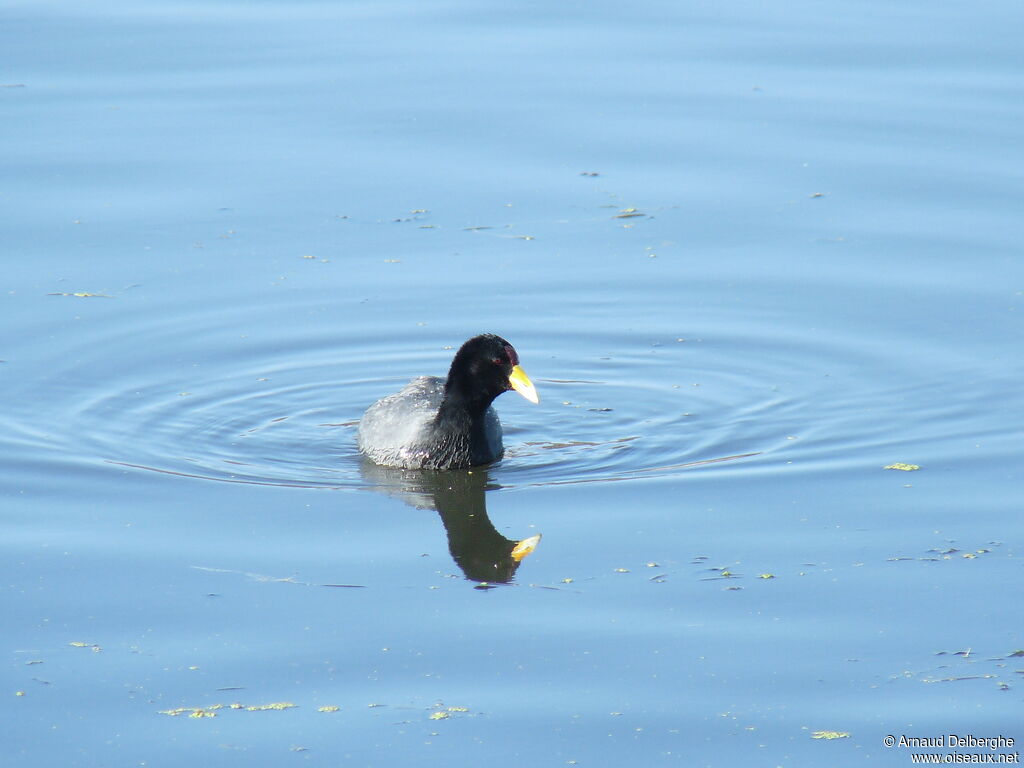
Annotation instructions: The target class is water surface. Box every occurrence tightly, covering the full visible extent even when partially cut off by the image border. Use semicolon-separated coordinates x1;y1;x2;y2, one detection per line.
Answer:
3;1;1022;766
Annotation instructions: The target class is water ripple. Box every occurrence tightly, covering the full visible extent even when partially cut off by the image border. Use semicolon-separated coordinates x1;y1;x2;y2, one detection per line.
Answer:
7;287;1010;495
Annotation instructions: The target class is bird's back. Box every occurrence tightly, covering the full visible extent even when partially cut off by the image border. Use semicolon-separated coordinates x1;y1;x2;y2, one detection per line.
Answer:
357;376;503;469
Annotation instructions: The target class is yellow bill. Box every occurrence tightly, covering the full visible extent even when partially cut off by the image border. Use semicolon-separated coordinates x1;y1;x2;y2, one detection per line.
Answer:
508;364;539;404
510;534;542;562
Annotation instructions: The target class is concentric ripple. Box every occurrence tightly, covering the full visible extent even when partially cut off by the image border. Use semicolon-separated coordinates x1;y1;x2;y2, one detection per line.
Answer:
6;284;1002;495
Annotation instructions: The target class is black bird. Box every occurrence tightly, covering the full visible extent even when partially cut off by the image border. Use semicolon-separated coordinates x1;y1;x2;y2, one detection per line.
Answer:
357;334;538;470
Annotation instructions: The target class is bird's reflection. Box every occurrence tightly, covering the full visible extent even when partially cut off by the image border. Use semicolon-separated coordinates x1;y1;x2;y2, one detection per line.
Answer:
359;460;540;584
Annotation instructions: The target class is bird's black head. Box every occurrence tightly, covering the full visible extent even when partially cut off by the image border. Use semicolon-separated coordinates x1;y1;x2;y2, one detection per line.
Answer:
444;334;538;412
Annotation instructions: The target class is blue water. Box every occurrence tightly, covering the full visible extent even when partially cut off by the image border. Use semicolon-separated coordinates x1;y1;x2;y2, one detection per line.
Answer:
3;1;1022;766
